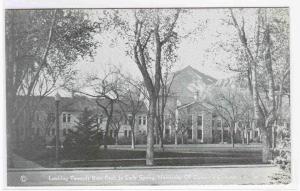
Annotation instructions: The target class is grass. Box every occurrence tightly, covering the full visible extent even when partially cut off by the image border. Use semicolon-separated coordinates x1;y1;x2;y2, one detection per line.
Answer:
16;146;263;168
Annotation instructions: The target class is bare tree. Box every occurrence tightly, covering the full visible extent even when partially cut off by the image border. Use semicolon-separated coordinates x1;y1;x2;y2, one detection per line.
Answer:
206;86;252;148
156;66;177;149
177;109;191;144
228;8;289;161
102;9;182;165
67;69;125;150
167;109;181;145
110;110;124;145
119;78;146;149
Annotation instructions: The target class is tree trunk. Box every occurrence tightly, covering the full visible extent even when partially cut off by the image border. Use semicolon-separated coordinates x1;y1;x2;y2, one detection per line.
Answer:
246;130;249;144
230;122;235;148
272;125;276;149
159;128;164;150
174;132;178;145
146;99;156;166
241;128;245;144
115;133;119;145
131;130;135;149
221;123;224;144
261;127;272;163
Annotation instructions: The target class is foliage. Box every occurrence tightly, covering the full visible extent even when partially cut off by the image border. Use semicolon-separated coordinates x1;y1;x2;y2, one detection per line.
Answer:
271;123;291;184
6;9;100;155
63;108;102;159
117;136;132;145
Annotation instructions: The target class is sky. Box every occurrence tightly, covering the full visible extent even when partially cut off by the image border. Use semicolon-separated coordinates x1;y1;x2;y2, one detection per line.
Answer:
73;9;237;82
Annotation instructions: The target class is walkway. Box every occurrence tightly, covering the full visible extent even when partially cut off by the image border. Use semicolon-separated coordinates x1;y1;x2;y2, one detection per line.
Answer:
7;164;279;186
10;153;42;169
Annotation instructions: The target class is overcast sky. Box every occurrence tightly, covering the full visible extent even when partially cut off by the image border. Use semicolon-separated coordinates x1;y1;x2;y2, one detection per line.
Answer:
73;9;237;80
57;8;261;96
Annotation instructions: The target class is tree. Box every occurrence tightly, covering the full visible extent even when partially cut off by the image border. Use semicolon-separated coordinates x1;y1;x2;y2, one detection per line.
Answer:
177;109;191;145
211;8;289;162
102;9;182;165
118;79;146;149
67;69;125;149
156;65;177;149
6;9;98;166
110;110;124;145
228;8;289;162
167;109;180;145
206;85;252;148
63;108;102;160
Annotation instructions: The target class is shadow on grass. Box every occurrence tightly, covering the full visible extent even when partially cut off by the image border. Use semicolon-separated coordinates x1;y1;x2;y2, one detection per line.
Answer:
16;147;262;168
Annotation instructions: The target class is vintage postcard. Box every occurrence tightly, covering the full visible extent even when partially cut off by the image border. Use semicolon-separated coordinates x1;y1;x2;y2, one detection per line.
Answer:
2;0;299;190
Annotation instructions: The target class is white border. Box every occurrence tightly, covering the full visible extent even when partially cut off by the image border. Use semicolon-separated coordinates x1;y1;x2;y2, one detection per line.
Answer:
1;0;300;190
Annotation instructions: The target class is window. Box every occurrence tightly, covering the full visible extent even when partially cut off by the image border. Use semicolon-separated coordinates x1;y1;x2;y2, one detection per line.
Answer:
110;130;113;137
217;120;221;128
124;130;128;137
188;115;193;126
254;130;258;137
52;128;55;136
63;114;66;123
138;116;142;125
143;116;146;125
63;128;67;136
188;129;192;139
197;115;202;126
165;129;170;137
67;114;71;122
197;129;202;140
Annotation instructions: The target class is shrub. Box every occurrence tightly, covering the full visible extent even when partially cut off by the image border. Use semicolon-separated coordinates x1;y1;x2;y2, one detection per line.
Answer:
63;108;102;160
271;124;291;184
136;134;147;145
117;136;132;145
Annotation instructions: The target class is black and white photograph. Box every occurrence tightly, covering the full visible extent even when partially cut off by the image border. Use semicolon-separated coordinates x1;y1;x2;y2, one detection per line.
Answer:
2;1;297;188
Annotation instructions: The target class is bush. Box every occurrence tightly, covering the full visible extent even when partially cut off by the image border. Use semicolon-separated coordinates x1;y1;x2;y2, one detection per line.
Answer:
117;136;132;145
271;124;291;184
63;108;102;160
136;134;147;145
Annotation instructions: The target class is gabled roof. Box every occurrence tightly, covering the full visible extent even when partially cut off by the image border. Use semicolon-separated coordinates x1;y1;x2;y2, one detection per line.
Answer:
177;100;214;111
170;65;217;105
175;65;217;85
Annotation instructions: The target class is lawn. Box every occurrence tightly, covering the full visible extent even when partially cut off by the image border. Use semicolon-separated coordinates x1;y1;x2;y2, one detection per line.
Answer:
16;145;263;168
